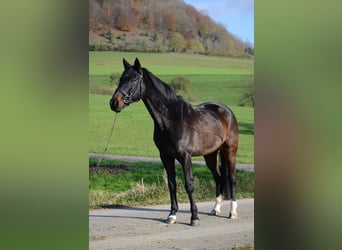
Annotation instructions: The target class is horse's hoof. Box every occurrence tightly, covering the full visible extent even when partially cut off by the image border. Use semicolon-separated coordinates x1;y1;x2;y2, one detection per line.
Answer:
229;212;238;219
210;209;220;216
166;215;177;224
191;219;200;226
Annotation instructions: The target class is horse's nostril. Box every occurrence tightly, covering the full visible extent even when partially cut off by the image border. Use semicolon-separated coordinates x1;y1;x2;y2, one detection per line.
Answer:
110;98;116;108
110;97;122;112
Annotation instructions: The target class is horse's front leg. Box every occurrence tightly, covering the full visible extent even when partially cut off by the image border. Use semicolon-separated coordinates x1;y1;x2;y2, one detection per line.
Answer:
178;152;199;226
160;154;178;224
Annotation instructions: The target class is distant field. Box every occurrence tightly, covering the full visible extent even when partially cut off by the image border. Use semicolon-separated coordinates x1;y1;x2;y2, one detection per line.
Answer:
89;52;254;163
89;52;254;76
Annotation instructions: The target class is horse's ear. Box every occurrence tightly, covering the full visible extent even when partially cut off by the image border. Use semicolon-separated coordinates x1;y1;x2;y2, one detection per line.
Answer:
134;58;141;70
123;58;131;69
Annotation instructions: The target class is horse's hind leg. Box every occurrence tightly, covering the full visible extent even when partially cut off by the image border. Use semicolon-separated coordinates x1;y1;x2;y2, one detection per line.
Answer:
227;151;238;219
221;139;238;219
204;151;223;215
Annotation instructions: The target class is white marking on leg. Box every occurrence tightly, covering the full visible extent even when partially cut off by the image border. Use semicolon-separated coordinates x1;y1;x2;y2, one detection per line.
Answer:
229;200;238;219
167;215;177;224
211;194;222;215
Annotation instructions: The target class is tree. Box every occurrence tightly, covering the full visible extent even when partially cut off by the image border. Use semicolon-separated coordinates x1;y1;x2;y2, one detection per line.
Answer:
106;29;113;43
170;32;186;52
187;39;205;54
197;14;212;39
163;10;176;31
117;12;130;31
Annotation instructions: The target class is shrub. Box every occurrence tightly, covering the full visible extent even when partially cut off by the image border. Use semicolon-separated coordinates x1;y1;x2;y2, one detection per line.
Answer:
89;85;114;95
94;43;115;51
170;76;191;94
110;72;121;86
238;81;254;107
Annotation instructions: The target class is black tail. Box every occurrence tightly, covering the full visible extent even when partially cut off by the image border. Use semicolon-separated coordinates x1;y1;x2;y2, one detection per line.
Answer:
219;151;231;200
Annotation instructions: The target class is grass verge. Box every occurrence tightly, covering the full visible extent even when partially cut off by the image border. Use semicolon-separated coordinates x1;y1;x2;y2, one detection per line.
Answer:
89;158;254;208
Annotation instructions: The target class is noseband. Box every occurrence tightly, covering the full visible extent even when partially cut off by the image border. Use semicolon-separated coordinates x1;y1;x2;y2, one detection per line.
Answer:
117;73;143;105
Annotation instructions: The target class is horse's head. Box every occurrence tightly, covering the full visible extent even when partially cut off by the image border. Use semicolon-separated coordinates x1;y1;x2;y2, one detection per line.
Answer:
110;58;144;112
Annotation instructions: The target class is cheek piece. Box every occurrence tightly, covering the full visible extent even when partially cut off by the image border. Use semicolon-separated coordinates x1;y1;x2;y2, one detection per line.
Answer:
117;73;143;105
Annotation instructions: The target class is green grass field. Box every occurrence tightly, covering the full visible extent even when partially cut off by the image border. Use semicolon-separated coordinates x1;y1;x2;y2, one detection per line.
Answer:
89;52;254;163
89;52;254;76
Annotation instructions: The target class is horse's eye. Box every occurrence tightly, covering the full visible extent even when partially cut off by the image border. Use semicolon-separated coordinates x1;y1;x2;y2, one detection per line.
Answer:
126;73;134;79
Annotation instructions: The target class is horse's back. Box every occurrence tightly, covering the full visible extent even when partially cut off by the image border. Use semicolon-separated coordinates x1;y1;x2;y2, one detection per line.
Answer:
196;102;237;128
198;102;238;140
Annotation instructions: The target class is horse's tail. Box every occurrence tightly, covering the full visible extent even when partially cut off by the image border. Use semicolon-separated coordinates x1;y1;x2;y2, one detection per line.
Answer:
219;151;231;200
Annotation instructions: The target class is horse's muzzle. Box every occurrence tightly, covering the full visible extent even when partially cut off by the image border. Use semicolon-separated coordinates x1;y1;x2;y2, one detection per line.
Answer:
109;95;124;113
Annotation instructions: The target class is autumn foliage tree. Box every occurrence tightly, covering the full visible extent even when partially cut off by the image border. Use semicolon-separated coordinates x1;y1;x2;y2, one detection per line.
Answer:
89;0;251;57
170;32;186;52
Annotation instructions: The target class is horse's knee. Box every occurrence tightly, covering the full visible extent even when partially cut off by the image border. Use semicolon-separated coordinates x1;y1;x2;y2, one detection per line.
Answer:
168;180;176;190
184;181;194;193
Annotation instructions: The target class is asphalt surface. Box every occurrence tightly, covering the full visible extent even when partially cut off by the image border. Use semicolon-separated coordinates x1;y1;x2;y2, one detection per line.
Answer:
89;198;254;249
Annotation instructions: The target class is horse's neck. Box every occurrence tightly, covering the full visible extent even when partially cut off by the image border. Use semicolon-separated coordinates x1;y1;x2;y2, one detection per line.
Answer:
142;91;176;131
143;98;168;130
142;72;182;130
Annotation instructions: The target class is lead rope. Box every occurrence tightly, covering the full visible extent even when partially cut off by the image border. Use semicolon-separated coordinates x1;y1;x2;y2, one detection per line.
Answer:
96;113;119;167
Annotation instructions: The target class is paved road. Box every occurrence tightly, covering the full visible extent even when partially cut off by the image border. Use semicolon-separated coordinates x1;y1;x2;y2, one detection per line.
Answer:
89;153;254;172
89;199;254;249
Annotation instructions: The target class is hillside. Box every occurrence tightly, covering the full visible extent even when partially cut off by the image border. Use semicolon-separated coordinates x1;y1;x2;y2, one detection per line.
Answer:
89;0;253;57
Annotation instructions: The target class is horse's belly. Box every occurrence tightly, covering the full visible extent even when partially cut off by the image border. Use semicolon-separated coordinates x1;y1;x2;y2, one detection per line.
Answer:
188;133;223;156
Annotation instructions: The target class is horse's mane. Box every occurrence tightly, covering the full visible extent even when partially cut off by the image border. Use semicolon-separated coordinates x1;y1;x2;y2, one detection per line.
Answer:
143;68;179;103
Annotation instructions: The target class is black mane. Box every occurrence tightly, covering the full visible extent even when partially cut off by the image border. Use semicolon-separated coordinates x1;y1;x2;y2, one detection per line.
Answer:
143;68;179;103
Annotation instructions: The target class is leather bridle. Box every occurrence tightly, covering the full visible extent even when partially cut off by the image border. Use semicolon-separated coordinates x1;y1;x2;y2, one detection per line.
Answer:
117;73;143;105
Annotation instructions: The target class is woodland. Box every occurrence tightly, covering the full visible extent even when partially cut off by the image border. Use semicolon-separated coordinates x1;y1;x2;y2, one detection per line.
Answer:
89;0;254;57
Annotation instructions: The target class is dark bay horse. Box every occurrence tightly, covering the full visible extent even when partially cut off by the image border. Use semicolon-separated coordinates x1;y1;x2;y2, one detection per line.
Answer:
110;58;239;226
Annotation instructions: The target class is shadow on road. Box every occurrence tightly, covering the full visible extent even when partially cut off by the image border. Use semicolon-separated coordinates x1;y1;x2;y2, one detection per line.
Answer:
89;206;229;226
